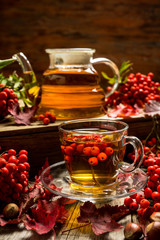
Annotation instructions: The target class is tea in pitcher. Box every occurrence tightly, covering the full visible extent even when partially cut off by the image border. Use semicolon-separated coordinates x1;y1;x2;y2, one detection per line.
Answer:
40;69;105;119
38;48;120;120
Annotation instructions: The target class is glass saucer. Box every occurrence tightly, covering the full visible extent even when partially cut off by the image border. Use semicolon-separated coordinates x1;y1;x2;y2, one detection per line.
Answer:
41;161;147;203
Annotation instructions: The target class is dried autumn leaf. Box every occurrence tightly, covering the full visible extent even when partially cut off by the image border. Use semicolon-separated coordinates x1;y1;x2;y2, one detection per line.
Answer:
23;199;68;235
77;201;130;235
107;104;140;118
144;100;160;117
8;102;37;125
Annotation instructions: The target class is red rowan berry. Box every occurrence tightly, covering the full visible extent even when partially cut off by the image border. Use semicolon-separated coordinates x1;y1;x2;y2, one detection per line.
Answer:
150;173;159;182
18;163;26;172
105;147;113;155
65;155;73;163
154;202;160;212
97;152;107;161
129;189;137;199
0;157;7;168
140;199;150;208
19;150;28;155
0;167;9;177
38;114;44;121
152;191;160;201
144;187;153;198
8;149;16;156
136;194;144;204
43;117;50;125
64;146;74;155
8;155;18;164
6;163;17;172
124;197;133;207
129;202;138;211
83;146;91;156
90;146;100;156
14;183;23;193
18;154;28;163
76;144;84;153
88;157;98;166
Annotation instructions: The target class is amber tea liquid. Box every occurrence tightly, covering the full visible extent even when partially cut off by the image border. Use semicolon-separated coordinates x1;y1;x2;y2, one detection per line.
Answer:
60;128;126;192
39;69;105;119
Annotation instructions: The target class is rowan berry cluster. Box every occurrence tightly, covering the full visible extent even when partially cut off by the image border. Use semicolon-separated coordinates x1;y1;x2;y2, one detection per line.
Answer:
0;85;18;118
61;135;114;166
0;149;30;203
38;112;56;125
105;72;160;108
124;136;160;215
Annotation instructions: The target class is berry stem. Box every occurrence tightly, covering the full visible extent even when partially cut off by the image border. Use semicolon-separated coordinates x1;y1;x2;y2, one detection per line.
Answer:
91;166;101;187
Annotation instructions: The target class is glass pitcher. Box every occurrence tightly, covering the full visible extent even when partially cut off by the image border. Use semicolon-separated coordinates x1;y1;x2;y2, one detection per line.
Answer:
39;48;120;120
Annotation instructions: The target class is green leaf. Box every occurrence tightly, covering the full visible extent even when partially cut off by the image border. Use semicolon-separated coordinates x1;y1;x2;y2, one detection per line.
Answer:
119;61;132;75
101;72;116;85
101;60;133;87
0;59;15;69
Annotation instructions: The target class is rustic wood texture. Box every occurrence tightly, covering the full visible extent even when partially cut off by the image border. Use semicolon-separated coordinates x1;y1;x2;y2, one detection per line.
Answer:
0;199;131;240
0;0;160;80
0;116;159;178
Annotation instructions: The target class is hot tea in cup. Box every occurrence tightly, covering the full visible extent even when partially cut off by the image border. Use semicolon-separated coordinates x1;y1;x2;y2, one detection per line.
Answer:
59;119;143;193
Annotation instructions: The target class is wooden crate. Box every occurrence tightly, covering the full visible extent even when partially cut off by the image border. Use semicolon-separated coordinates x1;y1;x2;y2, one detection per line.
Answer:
0;116;159;178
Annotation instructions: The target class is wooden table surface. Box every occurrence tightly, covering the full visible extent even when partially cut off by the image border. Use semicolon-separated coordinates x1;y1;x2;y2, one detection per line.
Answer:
0;198;133;240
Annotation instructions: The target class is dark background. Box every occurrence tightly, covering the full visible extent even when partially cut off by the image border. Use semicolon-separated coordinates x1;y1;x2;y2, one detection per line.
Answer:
1;0;160;81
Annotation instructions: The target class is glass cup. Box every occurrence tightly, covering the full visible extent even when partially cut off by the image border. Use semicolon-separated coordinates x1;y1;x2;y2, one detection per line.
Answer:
59;119;144;193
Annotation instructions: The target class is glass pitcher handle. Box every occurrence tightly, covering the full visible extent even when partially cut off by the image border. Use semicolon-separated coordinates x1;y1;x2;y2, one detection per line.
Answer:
91;57;120;98
121;136;144;172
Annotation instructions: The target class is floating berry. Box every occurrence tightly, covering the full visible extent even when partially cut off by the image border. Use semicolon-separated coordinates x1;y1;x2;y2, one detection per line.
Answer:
76;144;84;153
65;155;73;163
105;147;113;155
90;146;100;156
97;152;107;161
83;146;91;156
64;146;74;156
88;157;98;166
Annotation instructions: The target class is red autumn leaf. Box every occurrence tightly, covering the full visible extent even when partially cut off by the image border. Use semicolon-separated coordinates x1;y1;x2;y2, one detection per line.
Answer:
77;201;130;235
144;100;160;117
8;103;37;125
107;104;139;118
0;215;20;226
23;199;68;235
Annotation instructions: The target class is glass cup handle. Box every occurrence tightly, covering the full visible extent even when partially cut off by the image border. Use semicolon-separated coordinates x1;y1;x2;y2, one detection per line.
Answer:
91;57;120;98
121;136;144;172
